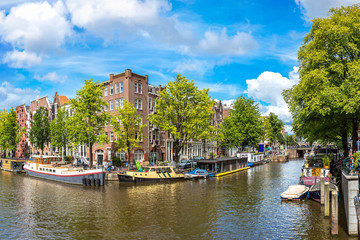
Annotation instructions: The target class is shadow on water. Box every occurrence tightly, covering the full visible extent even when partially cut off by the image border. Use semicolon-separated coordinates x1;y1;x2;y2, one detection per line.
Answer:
0;159;358;239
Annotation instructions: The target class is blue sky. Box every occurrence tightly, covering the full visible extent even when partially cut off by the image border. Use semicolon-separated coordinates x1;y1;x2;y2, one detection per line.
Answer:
0;0;358;129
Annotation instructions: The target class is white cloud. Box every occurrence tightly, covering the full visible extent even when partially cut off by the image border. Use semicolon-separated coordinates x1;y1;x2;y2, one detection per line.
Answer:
0;81;39;109
295;0;360;21
197;81;240;97
173;59;214;76
198;29;258;56
34;71;67;83
0;0;72;66
3;50;41;68
245;66;299;123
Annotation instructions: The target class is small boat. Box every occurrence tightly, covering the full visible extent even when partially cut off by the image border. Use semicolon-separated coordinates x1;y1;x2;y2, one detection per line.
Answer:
185;168;209;179
239;153;265;167
281;185;309;201
117;166;184;182
24;155;106;186
0;158;27;173
308;181;338;203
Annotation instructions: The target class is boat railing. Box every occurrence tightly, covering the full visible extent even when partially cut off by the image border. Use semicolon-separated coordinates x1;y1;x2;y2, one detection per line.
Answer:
341;156;354;175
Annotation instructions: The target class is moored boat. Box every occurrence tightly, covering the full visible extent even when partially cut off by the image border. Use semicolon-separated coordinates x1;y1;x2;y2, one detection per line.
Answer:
239;153;265;167
281;184;309;201
308;181;338;203
117;165;184;182
196;157;249;177
185;168;209;179
0;158;26;172
24;155;106;186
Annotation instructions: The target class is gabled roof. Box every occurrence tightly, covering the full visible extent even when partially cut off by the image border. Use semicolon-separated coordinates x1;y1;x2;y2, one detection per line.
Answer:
58;95;70;105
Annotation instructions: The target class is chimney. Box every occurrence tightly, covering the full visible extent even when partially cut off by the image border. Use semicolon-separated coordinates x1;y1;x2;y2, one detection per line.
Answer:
110;74;114;82
125;69;132;78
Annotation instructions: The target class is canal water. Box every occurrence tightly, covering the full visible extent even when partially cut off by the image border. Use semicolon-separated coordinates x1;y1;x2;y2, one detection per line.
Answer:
0;159;356;239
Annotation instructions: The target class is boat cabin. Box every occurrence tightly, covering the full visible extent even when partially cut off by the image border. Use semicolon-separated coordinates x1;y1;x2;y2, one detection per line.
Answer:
196;157;248;175
29;155;63;165
0;158;27;172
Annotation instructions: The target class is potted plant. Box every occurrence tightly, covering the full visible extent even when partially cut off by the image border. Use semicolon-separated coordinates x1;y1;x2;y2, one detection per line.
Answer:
353;152;360;169
322;155;331;169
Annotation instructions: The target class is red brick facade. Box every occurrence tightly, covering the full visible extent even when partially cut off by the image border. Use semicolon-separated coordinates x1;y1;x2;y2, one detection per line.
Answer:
15;104;30;158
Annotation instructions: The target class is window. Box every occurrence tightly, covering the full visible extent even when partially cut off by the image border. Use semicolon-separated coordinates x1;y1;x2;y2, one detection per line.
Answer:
138;99;142;110
108;149;111;161
138;83;142;93
110;100;114;110
120;82;123;92
110;132;114;142
135;83;138;93
120;98;124;109
135;132;143;142
153;98;156;110
115;151;126;161
115;83;119;94
110;85;113;95
104;86;108;96
116;99;119;109
134;150;144;161
149;97;152;109
135;99;138;109
104;104;108;111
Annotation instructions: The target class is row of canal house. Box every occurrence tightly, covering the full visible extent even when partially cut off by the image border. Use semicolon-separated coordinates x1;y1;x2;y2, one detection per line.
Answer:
15;69;230;166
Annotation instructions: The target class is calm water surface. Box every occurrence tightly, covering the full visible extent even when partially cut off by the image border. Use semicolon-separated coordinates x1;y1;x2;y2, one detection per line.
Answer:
0;159;356;239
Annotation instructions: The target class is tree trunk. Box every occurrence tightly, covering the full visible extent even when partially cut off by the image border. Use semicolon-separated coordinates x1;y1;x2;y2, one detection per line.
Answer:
341;127;349;158
352;116;358;152
88;119;92;169
173;140;181;164
127;148;131;170
203;139;206;159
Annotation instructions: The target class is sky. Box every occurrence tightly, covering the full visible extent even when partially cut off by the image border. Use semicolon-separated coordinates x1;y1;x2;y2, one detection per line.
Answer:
0;0;359;131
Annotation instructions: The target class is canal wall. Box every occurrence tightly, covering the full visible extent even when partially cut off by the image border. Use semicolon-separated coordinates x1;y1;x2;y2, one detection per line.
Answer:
341;171;359;235
285;149;297;159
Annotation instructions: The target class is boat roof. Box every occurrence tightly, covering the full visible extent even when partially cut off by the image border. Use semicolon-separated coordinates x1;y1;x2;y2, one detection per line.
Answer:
143;166;175;168
31;155;62;158
196;157;246;164
309;182;338;192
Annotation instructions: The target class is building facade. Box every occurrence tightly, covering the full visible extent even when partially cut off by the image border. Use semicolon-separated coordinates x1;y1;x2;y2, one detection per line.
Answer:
91;69;150;165
15;104;30;158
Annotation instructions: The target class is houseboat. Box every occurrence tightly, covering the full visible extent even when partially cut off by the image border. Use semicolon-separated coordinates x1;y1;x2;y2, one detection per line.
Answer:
0;158;26;172
117;165;184;182
238;153;265;167
196;157;249;177
24;155;106;186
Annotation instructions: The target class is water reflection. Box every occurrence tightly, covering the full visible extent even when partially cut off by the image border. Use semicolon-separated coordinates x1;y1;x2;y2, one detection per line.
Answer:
0;160;357;239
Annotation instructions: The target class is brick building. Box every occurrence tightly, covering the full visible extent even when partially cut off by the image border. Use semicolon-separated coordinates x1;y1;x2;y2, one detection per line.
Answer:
15;104;30;158
91;69;150;165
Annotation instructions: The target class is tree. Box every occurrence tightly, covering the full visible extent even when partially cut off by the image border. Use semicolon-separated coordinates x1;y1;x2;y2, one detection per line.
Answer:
68;78;109;168
267;112;284;147
112;100;146;166
30;107;50;155
50;108;69;161
283;5;360;157
221;96;262;150
149;74;214;163
0;108;22;157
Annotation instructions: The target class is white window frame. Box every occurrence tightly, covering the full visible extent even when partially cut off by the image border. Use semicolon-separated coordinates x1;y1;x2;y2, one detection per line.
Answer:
104;86;108;96
135;99;138;109
138;83;142;94
110;100;114;110
120;82;123;93
135;83;138;93
115;83;119;94
134;150;144;161
115;99;119;109
138;99;142;110
110;85;113;95
120;98;124;109
104;104;108;111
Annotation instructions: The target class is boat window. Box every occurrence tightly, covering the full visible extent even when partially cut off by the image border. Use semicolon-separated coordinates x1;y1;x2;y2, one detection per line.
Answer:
167;168;172;173
161;168;167;173
150;168;156;172
143;168;150;172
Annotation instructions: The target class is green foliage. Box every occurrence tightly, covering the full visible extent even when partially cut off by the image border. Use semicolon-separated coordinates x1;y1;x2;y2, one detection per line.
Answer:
112;156;122;167
353;152;360;166
65;155;73;164
68;78;110;167
221;96;262;149
265;113;284;146
283;5;360;157
322;155;331;167
50;108;69;157
209;152;216;159
149;74;214;163
0;108;22;157
112;100;146;163
30;107;50;154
